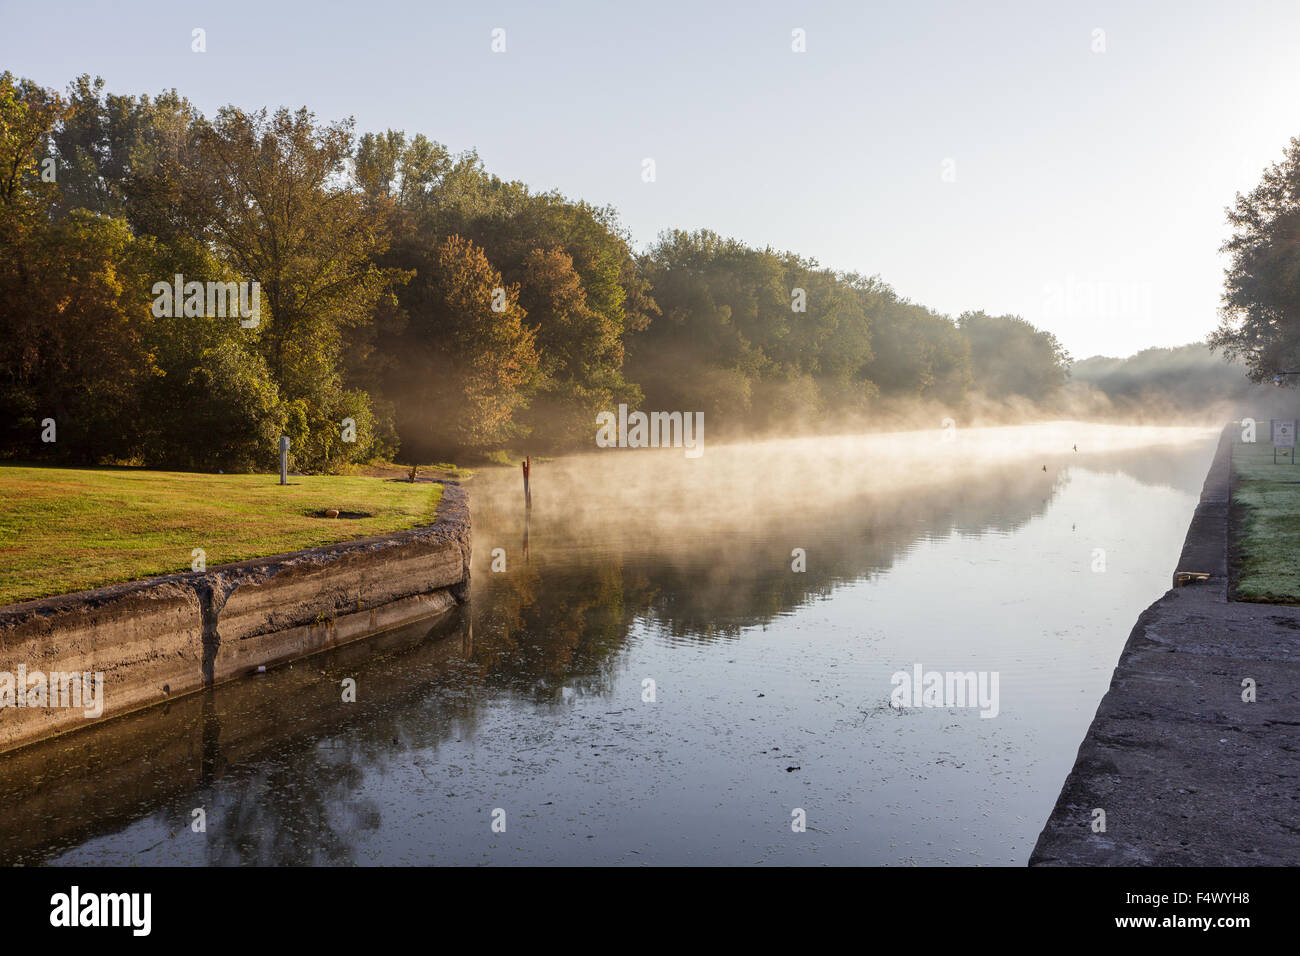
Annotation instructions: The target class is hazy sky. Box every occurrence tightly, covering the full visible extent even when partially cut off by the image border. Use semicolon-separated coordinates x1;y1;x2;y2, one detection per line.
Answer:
4;0;1299;359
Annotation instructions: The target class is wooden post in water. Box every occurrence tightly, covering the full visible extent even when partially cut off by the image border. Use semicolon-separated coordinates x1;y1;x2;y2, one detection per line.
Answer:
522;456;532;562
523;505;531;563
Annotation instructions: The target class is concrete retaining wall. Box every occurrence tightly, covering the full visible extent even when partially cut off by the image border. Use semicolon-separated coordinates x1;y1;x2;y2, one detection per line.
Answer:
0;481;470;754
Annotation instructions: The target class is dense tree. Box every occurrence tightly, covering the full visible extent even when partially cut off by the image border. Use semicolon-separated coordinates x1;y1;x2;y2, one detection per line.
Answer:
958;311;1071;401
0;75;283;470
171;107;405;469
0;75;148;462
49;75;199;226
0;72;63;226
1210;136;1300;382
638;231;896;432
135;237;286;471
861;298;969;402
1070;342;1270;416
0;213;152;461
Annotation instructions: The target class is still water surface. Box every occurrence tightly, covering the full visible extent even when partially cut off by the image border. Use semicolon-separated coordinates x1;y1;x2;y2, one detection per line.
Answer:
0;423;1217;865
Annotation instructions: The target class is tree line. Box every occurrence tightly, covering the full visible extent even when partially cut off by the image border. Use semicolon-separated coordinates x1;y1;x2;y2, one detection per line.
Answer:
1070;343;1272;417
1;73;1074;472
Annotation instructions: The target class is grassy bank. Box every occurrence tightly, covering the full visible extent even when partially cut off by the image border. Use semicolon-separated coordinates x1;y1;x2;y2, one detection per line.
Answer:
0;465;444;606
1232;436;1300;602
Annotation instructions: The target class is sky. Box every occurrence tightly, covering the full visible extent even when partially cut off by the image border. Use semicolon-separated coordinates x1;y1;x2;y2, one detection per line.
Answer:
3;0;1299;360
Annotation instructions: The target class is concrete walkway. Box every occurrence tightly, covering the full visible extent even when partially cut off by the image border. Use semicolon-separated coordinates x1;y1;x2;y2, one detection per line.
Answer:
1030;426;1300;865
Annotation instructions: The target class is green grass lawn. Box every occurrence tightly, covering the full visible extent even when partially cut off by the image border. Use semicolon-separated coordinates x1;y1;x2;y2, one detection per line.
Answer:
0;465;443;606
1232;437;1300;602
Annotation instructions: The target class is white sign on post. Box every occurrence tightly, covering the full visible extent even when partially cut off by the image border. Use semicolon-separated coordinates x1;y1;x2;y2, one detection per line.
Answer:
1271;420;1296;463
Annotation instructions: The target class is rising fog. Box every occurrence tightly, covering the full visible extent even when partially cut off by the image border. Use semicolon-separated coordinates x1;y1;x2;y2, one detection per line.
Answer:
471;422;1220;557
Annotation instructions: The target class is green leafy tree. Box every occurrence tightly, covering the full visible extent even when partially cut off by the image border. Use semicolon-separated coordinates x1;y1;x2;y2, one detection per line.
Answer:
636;230;884;432
0;71;63;231
173;106;406;470
1210;136;1300;381
958;311;1071;401
861;295;971;402
134;236;287;471
51;75;201;233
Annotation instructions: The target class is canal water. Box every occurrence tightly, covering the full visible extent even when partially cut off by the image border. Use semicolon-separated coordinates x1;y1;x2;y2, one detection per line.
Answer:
0;423;1218;865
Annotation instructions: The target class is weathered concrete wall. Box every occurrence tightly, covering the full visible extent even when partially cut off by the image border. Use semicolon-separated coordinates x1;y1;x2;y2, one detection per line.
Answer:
1030;427;1300;865
0;482;470;754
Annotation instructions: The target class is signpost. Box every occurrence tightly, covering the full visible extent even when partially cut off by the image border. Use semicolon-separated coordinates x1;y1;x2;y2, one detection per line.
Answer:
1271;419;1295;464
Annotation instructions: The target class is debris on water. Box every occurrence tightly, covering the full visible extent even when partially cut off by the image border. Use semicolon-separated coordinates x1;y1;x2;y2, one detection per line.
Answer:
786;766;801;773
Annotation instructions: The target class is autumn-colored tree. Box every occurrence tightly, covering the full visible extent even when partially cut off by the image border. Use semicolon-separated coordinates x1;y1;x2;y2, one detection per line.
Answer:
391;236;538;457
351;132;651;451
4;72;1095;469
517;246;635;443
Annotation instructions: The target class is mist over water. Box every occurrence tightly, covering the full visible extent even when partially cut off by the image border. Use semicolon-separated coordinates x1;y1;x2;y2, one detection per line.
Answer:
0;423;1218;865
476;421;1217;552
